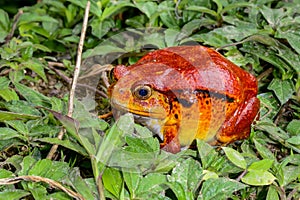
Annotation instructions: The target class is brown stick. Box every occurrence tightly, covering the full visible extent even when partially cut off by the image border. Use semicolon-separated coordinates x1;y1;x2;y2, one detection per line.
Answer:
47;1;91;159
0;175;84;200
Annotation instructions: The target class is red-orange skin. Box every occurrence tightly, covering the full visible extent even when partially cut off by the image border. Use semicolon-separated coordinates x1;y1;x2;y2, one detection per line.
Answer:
110;46;260;153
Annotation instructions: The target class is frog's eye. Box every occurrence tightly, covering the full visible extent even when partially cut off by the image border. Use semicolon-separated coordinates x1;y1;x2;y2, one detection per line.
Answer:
132;85;152;100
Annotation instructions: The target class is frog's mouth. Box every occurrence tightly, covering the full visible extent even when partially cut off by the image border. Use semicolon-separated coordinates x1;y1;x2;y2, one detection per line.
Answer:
110;100;166;119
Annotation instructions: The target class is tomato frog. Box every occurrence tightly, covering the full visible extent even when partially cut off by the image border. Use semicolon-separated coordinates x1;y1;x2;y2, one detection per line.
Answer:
109;46;259;153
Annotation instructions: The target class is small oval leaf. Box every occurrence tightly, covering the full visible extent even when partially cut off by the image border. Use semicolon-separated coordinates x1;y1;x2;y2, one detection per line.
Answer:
222;147;247;169
242;170;276;186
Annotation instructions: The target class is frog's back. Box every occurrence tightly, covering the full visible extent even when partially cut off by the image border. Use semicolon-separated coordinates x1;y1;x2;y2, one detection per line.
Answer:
129;46;256;98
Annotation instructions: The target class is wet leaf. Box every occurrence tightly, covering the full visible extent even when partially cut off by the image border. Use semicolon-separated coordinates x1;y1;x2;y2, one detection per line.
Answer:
199;178;247;199
242;170;276;186
267;78;294;105
222;147;247;169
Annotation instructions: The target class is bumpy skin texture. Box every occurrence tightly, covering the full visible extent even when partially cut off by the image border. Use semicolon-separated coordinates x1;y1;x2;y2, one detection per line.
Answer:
110;46;260;153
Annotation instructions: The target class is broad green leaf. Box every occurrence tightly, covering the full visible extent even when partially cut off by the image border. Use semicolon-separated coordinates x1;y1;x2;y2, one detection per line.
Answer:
102;167;123;199
2;101;41;116
101;2;134;21
83;45;126;58
248;159;274;171
18;156;38;176
266;186;279;200
5;120;28;136
276;30;300;55
0;88;19;101
281;165;300;186
67;0;102;17
197;140;217;168
242;170;276;186
91;18;115;39
0;169;14;178
253;139;275;160
135;2;158;19
255;119;289;140
168;158;203;194
0;76;10;88
67;168;95;200
267;78;294;105
18;13;59;25
259;6;286;28
0;127;26;140
0;190;30;200
287;120;300;136
22;159;70;186
13;82;51;107
158;1;179;29
167;181;189;200
202;170;219;180
123;171;141;198
36;137;88;156
286;136;300;145
0;9;10;43
23;59;47;82
199;178;247;200
222;147;247;169
135;173;167;196
96;114;133;170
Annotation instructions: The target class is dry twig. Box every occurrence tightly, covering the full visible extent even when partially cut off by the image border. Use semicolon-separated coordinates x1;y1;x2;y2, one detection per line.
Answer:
0;175;84;200
47;1;91;159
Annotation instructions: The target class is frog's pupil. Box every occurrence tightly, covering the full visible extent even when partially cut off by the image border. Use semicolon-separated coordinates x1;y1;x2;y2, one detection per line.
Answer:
139;89;148;97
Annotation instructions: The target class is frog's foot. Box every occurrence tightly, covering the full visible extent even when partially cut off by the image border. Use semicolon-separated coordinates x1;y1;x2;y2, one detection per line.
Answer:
160;125;181;153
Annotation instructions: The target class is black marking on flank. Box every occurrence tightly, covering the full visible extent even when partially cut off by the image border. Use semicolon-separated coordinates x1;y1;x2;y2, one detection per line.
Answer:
195;89;235;103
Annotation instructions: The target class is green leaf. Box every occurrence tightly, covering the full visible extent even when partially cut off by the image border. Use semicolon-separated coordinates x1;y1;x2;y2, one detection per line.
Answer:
287;120;300;136
222;147;247;169
91;18;115;39
101;2;134;21
259;6;286;28
135;173;167;197
135;2;158;19
167;158;203;199
13;82;51;107
2;101;41;116
0;127;26;140
123;171;141;198
96;114;133;170
23;59;47;82
66;0;102;17
67;168;96;200
18;13;59;25
199;178;247;199
35;137;88;156
102;167;123;199
253;139;275;160
0;88;19;101
0;169;14;178
286;136;300;145
83;45;126;58
0;9;10;43
242;170;276;186
266;186;279;200
248;159;274;171
267;78;294;105
0;190;30;200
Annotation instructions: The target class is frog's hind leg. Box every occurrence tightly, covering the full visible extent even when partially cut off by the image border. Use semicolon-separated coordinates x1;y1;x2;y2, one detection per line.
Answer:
217;96;260;144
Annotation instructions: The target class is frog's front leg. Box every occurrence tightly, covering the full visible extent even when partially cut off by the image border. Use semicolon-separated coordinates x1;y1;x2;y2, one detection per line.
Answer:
218;96;260;143
160;124;181;153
